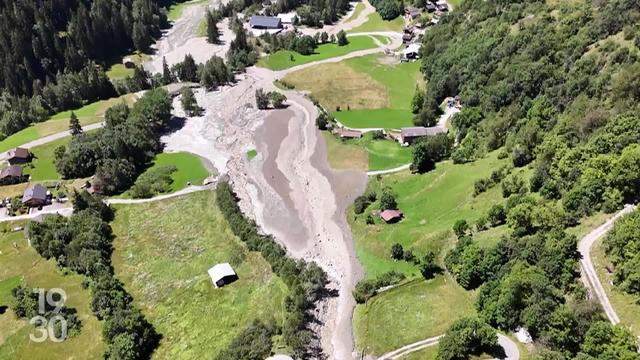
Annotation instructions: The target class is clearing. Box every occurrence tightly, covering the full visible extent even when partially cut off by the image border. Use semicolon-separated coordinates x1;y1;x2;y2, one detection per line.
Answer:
258;35;379;70
0;94;135;153
283;54;422;129
0;227;104;359
354;276;475;356
349;13;404;33
23;137;68;181
165;0;209;21
133;152;210;193
111;191;289;359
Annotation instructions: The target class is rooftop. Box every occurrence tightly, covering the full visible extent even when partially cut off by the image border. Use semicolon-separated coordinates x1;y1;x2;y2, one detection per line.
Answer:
250;15;282;29
22;183;48;203
8;147;29;159
0;164;23;178
380;209;403;222
401;126;448;138
208;263;236;281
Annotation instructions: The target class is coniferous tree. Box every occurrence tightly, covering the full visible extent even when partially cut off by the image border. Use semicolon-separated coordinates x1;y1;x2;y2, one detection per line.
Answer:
161;57;173;85
69;112;83;136
206;11;220;44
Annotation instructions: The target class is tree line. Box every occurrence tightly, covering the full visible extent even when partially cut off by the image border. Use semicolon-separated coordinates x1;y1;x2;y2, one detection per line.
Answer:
26;191;160;359
215;181;328;359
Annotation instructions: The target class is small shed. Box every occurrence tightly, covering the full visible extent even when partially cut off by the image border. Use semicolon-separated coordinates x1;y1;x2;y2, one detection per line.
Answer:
403;43;421;60
380;209;404;223
0;165;23;180
425;2;436;12
22;184;49;207
6;147;30;165
336;128;363;139
249;15;282;29
436;2;449;12
208;263;238;288
402;33;413;43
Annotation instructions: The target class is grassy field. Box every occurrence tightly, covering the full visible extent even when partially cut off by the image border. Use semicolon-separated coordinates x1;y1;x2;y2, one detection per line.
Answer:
354;276;475;356
0;94;135;153
106;53;150;80
111;191;289;359
258;36;378;70
351;150;508;278
321;132;411;171
349;13;405;33
0;228;104;359
247;149;258;160
592;239;640;336
22;137;69;181
142;152;209;192
284;54;422;129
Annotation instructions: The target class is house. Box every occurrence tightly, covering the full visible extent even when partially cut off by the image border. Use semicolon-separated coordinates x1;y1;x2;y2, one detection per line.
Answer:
6;147;30;165
403;25;415;34
277;12;297;25
400;126;448;145
380;209;403;223
22;184;49;208
208;263;238;288
404;7;421;20
402;33;413;43
0;165;23;181
425;2;436;12
336;128;363;139
249;15;282;29
403;43;421;60
436;2;449;12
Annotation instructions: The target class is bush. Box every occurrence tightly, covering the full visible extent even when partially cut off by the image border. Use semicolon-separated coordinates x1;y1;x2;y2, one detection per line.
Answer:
391;243;404;260
380;190;397;210
353;271;406;303
129;165;177;199
316;112;329;130
268;91;287;108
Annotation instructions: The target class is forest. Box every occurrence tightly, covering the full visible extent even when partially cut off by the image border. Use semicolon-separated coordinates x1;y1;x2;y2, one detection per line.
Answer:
410;0;640;358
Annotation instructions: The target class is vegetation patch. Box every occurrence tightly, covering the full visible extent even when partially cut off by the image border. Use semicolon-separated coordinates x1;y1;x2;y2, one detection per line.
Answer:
257;35;378;70
0;230;104;359
23;137;69;181
128;152;209;198
111;191;289;359
247;149;258;160
322;132;368;171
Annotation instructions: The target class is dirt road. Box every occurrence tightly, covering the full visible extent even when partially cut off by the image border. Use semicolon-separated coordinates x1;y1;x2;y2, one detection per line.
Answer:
377;333;519;360
578;204;636;325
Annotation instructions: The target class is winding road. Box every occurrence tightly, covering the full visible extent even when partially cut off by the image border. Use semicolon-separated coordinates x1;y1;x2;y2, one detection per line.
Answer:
578;204;637;325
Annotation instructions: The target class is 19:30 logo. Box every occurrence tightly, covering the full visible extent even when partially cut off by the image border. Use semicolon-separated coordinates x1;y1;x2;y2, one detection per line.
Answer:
29;288;68;343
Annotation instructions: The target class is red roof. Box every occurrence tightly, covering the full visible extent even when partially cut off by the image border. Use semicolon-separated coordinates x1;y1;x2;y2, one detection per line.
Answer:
380;209;403;222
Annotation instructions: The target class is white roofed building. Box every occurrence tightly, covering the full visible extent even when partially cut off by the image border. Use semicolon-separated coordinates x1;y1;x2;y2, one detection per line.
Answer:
208;263;238;288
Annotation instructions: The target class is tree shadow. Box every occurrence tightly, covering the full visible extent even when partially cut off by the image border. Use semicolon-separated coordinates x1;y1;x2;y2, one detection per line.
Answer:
164;115;187;133
0;305;7;315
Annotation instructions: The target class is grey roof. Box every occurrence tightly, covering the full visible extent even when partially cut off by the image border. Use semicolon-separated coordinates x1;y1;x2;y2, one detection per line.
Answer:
8;147;29;160
208;263;236;282
401;126;448;138
249;16;282;28
0;165;22;178
22;184;48;203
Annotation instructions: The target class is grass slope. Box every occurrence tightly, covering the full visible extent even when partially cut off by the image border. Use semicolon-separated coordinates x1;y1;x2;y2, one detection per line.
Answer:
345;2;366;22
351;150;509;278
284;54;422;129
354;276;475;356
322;132;368;171
349;13;404;33
23;137;69;181
111;191;289;359
258;36;378;70
0;229;104;359
322;132;411;171
144;152;209;192
0;94;135;153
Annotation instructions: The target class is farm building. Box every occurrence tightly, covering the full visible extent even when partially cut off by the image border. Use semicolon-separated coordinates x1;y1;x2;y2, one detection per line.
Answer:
0;165;23;180
208;263;238;288
250;15;282;29
404;7;421;20
400;126;448;145
425;2;436;12
6;147;30;165
22;184;49;207
403;43;421;60
380;209;403;223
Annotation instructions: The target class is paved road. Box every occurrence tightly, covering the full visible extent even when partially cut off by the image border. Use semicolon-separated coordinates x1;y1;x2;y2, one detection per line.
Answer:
367;163;411;176
578;204;636;325
377;333;519;360
105;185;212;205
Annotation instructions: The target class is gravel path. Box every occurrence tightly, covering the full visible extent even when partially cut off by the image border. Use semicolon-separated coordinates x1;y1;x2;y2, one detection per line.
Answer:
578;204;636;325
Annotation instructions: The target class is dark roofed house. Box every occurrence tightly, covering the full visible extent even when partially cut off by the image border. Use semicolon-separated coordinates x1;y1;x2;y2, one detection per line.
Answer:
0;165;23;180
400;126;448;145
425;2;436;12
405;7;421;20
7;147;30;165
249;15;282;29
436;2;449;11
380;209;403;223
22;184;49;207
402;33;413;43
